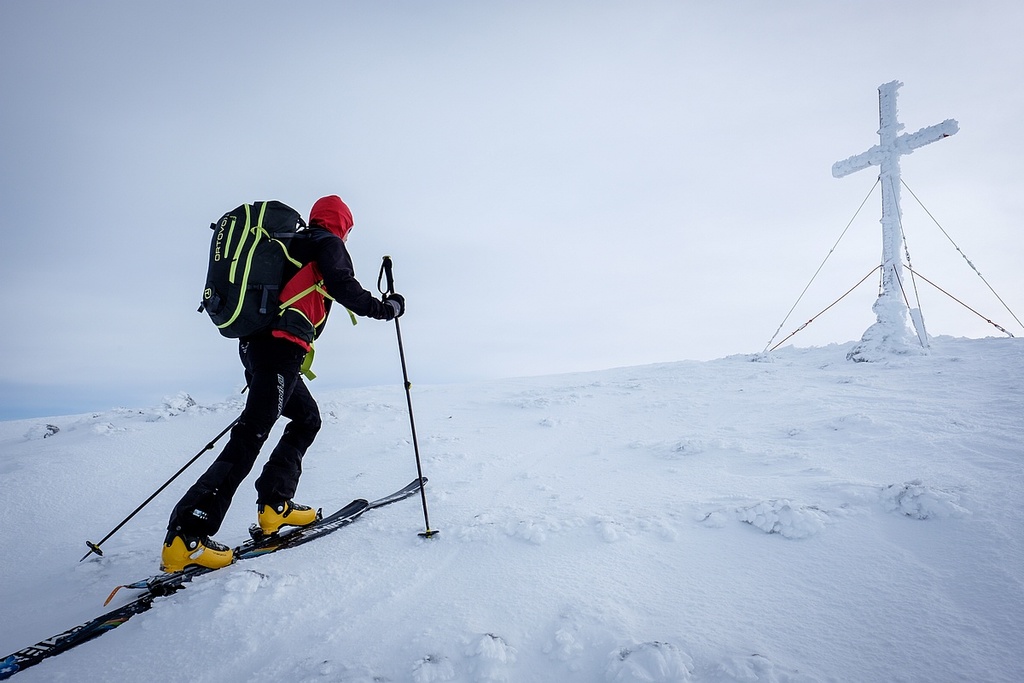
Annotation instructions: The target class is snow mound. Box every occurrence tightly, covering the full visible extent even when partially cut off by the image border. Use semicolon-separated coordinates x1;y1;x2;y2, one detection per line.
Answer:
468;633;518;682
846;298;929;364
606;641;694;682
879;480;970;519
23;423;59;440
709;653;819;683
159;391;202;416
737;500;830;539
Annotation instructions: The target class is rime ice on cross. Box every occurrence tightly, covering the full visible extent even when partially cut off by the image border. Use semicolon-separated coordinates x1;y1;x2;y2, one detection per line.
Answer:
833;81;958;360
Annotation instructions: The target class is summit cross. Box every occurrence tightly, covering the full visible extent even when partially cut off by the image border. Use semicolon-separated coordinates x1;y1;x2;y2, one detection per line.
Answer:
833;80;958;358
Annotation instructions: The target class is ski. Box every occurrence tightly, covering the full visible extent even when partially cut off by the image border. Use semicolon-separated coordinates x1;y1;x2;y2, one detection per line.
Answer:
0;477;427;680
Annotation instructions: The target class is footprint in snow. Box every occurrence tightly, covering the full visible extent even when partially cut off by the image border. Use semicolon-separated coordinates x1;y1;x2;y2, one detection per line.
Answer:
411;654;455;683
880;480;969;519
544;625;585;665
606;641;694;682
290;658;382;683
468;633;517;682
594;516;623;543
710;653;819;683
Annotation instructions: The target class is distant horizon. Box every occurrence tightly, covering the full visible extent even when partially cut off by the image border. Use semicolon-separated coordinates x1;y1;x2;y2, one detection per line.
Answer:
6;332;1018;422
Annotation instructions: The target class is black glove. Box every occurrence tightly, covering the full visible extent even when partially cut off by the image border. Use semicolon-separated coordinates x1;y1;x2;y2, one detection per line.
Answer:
383;293;405;319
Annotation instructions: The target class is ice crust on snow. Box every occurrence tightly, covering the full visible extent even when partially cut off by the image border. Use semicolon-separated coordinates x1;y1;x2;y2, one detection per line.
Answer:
880;480;970;520
607;641;694;682
847;296;929;363
0;337;1022;682
737;500;829;539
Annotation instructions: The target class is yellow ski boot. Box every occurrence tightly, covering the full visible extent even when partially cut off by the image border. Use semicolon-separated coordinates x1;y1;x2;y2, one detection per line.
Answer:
257;500;319;535
161;533;234;573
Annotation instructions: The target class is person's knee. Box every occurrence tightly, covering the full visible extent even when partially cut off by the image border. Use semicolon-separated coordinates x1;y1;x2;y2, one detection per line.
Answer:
306;408;322;436
233;417;274;449
296;398;322;434
281;408;320;450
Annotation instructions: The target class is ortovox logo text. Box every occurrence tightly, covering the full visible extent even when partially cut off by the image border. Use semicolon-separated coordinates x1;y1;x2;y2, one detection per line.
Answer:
213;217;228;262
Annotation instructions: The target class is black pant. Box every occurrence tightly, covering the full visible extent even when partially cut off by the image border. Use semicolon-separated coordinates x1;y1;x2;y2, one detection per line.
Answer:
167;336;322;537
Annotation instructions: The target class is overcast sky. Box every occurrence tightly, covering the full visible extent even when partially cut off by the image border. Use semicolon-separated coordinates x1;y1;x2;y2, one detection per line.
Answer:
2;1;1022;420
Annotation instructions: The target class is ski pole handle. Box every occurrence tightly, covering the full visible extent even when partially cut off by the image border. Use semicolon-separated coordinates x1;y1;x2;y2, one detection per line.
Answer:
381;255;396;295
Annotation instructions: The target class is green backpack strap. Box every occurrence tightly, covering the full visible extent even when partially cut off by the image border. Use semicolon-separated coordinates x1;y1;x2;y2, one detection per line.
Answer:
300;344;317;381
298;307;357;380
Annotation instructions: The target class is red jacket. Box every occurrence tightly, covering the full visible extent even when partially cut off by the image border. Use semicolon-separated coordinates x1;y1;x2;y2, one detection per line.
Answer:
270;195;391;350
273;261;330;351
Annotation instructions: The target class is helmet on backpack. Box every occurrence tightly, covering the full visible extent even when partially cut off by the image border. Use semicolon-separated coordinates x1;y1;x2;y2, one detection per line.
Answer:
309;195;353;240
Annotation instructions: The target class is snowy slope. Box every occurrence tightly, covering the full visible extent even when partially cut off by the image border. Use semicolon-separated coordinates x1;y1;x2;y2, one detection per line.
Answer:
1;337;1022;682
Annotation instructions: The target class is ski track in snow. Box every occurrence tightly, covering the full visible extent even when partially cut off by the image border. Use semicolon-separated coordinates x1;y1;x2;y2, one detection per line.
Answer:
1;337;1022;682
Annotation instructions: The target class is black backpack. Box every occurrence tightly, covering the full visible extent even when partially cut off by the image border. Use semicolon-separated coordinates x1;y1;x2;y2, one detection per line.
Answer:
199;200;305;338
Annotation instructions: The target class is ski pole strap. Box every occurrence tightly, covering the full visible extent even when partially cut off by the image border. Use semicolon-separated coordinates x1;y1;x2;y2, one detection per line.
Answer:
378;255;395;295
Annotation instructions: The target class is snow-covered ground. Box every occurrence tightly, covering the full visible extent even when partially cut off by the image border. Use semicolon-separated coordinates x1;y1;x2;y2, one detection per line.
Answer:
1;336;1022;682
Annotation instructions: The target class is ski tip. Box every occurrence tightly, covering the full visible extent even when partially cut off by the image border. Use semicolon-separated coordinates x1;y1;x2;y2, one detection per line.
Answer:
1;654;20;679
104;585;126;607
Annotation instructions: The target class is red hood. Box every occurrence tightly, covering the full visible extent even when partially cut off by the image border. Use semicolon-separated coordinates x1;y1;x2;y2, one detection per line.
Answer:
309;195;353;239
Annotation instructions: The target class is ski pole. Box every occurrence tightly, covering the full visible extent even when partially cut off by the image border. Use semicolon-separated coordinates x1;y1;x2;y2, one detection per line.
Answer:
378;255;438;538
79;414;241;561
